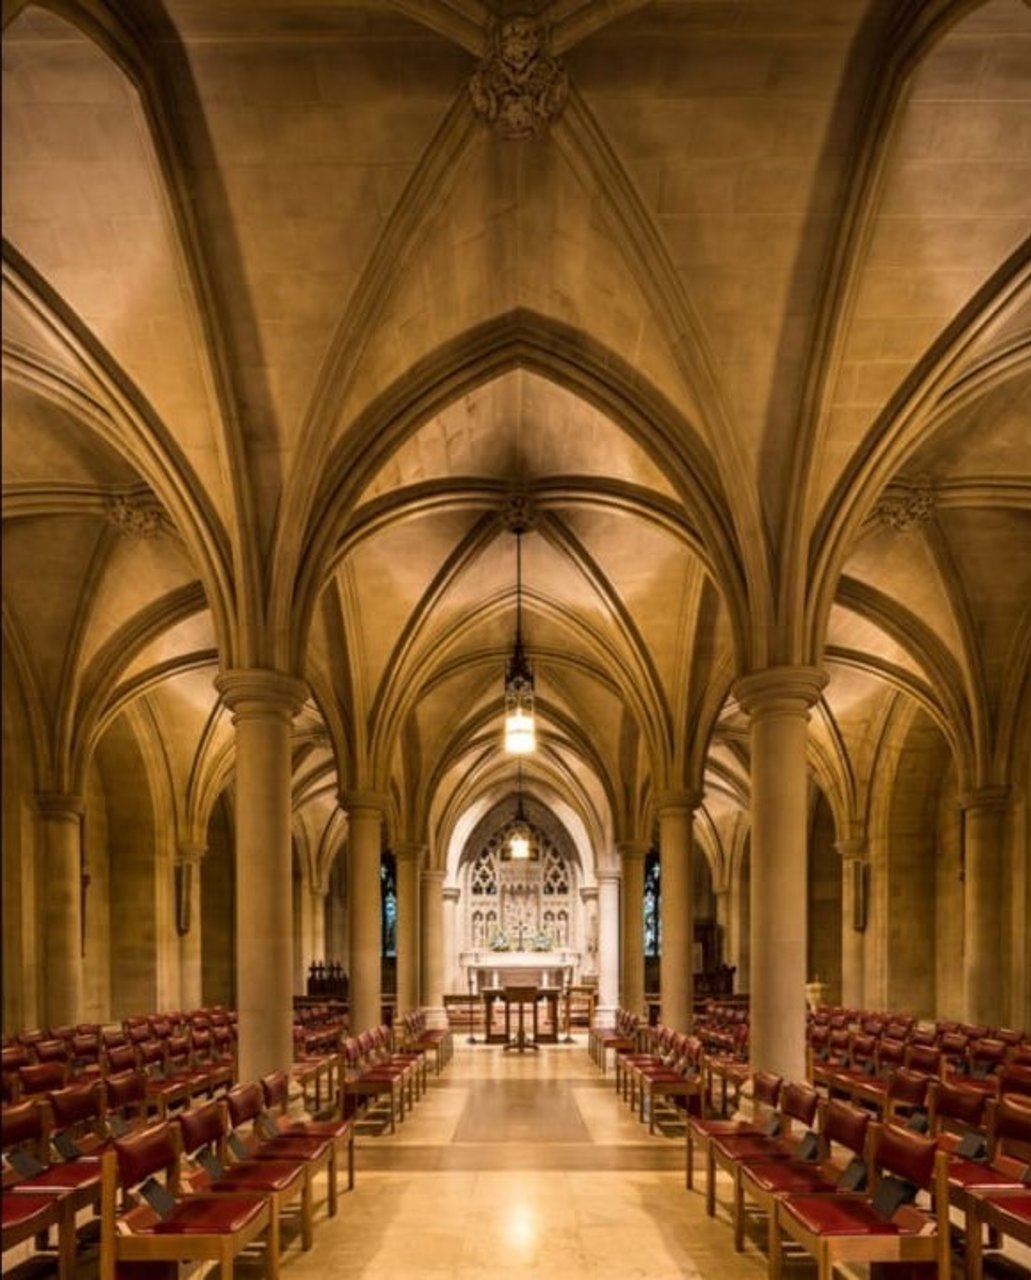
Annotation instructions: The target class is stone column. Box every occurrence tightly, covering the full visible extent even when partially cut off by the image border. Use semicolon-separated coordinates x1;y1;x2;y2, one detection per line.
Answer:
343;792;386;1035
836;838;867;1010
176;842;206;1011
580;885;598;980
619;842;647;1016
962;787;1010;1027
216;669;307;1084
443;886;460;995
420;867;446;1027
395;844;423;1017
658;793;697;1031
36;793;85;1028
735;666;826;1081
596;870;621;1027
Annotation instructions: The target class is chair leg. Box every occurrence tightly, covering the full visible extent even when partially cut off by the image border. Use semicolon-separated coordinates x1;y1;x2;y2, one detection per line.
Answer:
266;1198;281;1280
301;1172;314;1250
732;1169;745;1251
705;1144;716;1216
686;1128;694;1190
768;1203;782;1280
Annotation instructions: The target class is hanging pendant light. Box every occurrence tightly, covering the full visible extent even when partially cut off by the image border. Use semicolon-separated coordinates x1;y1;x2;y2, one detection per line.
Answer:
507;764;534;860
503;524;536;754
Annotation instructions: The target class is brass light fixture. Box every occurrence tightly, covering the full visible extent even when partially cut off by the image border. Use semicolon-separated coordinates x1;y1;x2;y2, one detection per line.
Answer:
507;764;534;860
503;524;536;754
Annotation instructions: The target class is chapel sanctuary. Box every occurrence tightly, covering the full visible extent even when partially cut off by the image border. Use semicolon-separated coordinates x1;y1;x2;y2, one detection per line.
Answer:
2;1;1031;1278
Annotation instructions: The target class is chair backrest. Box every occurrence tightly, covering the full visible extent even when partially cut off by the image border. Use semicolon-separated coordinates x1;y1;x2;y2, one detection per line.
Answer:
887;1068;931;1110
48;1079;104;1131
821;1098;870;1156
968;1038;1007;1076
905;1043;942;1076
753;1071;783;1108
849;1032;877;1065
928;1079;988;1133
105;1044;138;1074
2;1097;48;1152
166;1035;192;1067
2;1044;32;1072
19;1060;67;1096
989;1093;1031;1161
873;1122;938;1189
104;1069;148;1117
997;1065;1031;1099
177;1098;225;1156
995;1027;1024;1048
138;1040;166;1074
260;1070;290;1112
71;1033;101;1064
781;1081;819;1127
876;1038;907;1073
34;1039;70;1064
226;1081;263;1128
113;1121;178;1189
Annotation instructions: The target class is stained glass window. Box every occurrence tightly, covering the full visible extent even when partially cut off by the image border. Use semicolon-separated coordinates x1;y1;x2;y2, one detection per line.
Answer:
643;846;661;956
381;853;397;957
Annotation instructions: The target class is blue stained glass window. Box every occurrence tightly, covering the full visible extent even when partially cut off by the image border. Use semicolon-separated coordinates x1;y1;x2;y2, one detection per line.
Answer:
643;847;661;957
381;854;397;957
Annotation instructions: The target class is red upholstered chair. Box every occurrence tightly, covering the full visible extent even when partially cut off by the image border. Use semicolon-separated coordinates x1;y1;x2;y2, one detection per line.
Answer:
226;1082;338;1224
963;1188;1031;1280
996;1063;1031;1099
825;1032;878;1099
189;1027;235;1094
770;1121;951;1280
261;1069;355;1191
589;1008;640;1072
736;1097;870;1256
103;1069;151;1136
340;1036;407;1132
2;1191;69;1280
48;1078;110;1158
950;1037;1008;1092
177;1098;310;1269
18;1060;68;1098
2;1097;103;1279
811;1028;851;1091
98;1121;273;1280
706;1080;820;1218
69;1032;103;1080
942;1093;1031;1209
636;1035;707;1134
615;1024;673;1103
686;1069;783;1191
401;1009;451;1073
104;1042;138;1077
842;1037;907;1112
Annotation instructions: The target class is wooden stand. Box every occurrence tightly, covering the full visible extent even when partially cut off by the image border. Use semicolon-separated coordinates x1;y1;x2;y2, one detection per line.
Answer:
502;986;540;1053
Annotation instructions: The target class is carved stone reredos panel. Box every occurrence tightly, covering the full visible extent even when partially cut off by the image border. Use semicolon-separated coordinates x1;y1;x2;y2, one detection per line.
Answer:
469;16;569;139
460;792;581;872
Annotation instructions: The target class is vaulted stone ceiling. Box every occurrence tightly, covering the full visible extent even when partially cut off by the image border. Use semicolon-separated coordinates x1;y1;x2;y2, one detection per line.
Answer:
3;0;1029;882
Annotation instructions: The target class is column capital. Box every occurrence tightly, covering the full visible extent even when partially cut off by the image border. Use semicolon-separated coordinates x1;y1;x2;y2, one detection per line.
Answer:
834;838;868;861
733;665;827;718
597;869;622;886
34;792;84;819
394;843;426;866
341;790;390;815
655;788;702;816
443;886;460;904
960;785;1010;813
177;841;207;865
616;840;648;864
216;668;308;719
420;867;446;886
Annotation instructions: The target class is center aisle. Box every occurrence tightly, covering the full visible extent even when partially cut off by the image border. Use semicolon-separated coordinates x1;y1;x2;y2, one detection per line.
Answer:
284;1037;765;1280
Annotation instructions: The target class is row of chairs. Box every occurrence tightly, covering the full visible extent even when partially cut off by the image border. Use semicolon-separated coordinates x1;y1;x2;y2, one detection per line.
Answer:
684;1067;1031;1279
2;1067;350;1280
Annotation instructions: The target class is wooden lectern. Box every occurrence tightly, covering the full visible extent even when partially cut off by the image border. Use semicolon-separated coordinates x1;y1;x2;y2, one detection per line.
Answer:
502;985;540;1053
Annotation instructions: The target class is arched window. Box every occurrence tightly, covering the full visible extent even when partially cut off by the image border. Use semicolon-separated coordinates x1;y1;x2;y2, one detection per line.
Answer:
643;846;661;957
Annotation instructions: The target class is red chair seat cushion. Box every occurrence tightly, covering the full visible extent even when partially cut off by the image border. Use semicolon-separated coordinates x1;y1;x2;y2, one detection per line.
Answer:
690;1118;762;1139
147;1195;267;1234
742;1160;838;1195
13;1162;100;1193
712;1134;793;1162
983;1192;1031;1230
948;1160;1029;1190
781;1194;916;1237
254;1134;331;1161
214;1160;305;1193
287;1119;351;1140
2;1191;58;1232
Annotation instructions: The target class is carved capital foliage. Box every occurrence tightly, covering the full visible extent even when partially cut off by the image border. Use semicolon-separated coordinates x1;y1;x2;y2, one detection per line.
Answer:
469;15;568;139
872;478;935;531
106;491;169;539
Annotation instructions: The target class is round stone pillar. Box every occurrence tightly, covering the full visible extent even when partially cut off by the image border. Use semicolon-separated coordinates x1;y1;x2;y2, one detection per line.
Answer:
658;792;699;1032
734;666;826;1081
36;793;85;1028
176;841;206;1011
216;669;308;1084
618;842;647;1016
443;886;460;996
420;867;446;1027
596;869;621;1027
395;844;424;1017
343;792;386;1035
962;787;1010;1027
835;837;867;1010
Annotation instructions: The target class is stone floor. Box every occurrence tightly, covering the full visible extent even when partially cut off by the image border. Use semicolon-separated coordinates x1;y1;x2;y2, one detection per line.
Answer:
6;1038;1030;1279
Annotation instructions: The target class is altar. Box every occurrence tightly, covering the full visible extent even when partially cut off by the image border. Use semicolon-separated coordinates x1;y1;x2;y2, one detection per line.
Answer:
462;948;577;992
